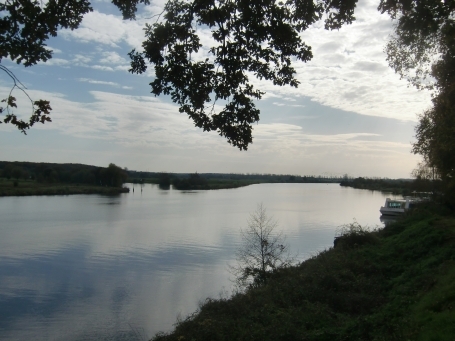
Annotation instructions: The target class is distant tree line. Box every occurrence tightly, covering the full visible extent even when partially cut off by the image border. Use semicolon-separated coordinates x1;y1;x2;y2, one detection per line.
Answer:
198;173;347;183
172;173;208;190
0;162;127;187
340;177;443;195
127;170;349;184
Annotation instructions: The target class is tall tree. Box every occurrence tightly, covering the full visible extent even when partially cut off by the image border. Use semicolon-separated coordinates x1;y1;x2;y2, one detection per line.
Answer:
381;0;455;204
412;90;455;203
379;0;455;91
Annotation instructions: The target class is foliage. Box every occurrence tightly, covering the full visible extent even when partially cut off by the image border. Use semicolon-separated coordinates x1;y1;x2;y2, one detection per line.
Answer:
0;0;91;66
412;90;455;204
340;176;444;196
0;0;92;131
0;0;148;132
230;204;293;289
0;161;128;188
101;163;128;187
129;0;357;150
151;208;455;341
0;0;156;66
129;172;347;190
4;0;453;159
0;0;355;143
334;220;379;249
172;172;208;190
0;66;52;133
380;0;455;91
158;172;171;188
411;161;438;181
381;0;455;205
133;171;345;183
0;177;129;196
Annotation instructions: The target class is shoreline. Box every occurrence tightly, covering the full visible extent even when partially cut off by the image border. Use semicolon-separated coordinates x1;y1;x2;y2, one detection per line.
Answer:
0;180;129;197
150;204;455;341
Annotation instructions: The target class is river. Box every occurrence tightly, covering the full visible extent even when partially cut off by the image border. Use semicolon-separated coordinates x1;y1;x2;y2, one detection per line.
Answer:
0;183;396;340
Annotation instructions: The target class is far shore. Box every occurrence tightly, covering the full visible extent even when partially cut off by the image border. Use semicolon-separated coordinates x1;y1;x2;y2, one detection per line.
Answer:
0;178;129;197
132;178;260;190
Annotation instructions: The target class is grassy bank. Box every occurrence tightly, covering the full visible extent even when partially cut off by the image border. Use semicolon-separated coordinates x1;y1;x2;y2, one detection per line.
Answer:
152;205;455;341
0;178;129;196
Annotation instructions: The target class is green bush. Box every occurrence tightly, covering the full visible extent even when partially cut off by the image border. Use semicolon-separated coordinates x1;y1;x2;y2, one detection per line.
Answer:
334;221;380;249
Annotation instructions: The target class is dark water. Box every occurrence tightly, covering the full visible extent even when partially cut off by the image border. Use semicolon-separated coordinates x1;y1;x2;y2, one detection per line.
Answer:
0;183;395;340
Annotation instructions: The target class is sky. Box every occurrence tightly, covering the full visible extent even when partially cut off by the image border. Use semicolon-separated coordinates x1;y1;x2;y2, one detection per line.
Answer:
0;0;433;178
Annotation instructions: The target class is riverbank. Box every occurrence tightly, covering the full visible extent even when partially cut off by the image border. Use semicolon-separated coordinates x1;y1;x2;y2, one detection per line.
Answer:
0;178;129;196
152;204;455;341
128;172;342;190
133;177;259;190
340;177;441;196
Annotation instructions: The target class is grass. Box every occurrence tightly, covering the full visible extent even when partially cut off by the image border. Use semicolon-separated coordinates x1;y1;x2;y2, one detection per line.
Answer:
151;205;455;341
0;178;129;196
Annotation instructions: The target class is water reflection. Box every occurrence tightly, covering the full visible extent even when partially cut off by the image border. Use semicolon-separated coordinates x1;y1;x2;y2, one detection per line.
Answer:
379;214;400;225
0;184;391;340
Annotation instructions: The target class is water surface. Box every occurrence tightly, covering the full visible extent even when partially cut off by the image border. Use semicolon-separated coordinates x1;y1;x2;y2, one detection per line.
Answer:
0;183;395;340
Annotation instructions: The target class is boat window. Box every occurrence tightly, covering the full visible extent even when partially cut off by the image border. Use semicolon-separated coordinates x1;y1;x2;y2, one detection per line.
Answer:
387;202;404;208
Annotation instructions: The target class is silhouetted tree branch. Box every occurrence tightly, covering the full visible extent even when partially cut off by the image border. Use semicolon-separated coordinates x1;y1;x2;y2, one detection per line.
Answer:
0;64;52;133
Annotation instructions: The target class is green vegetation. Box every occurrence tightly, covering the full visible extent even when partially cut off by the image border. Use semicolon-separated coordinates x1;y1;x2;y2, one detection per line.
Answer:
0;178;129;196
0;161;129;196
171;173;208;190
129;173;259;190
129;171;343;190
383;0;455;208
128;0;356;150
230;204;294;289
171;173;262;190
152;205;455;341
339;177;442;196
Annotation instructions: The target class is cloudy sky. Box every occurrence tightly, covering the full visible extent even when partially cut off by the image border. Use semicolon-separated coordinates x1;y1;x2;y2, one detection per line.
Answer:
0;0;432;178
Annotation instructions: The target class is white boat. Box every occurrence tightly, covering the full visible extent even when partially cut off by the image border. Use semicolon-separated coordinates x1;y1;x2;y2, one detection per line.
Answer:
379;198;412;216
380;194;432;216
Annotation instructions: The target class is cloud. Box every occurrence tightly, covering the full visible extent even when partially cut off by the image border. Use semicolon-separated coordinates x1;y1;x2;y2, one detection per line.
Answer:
0;82;420;177
353;61;388;73
316;41;343;53
78;78;119;87
246;0;432;122
272;102;305;107
4;88;203;149
60;10;145;49
248;122;411;164
91;65;115;71
56;0;431;123
38;58;70;66
262;37;427;123
0;0;428;178
73;54;92;64
99;51;128;65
